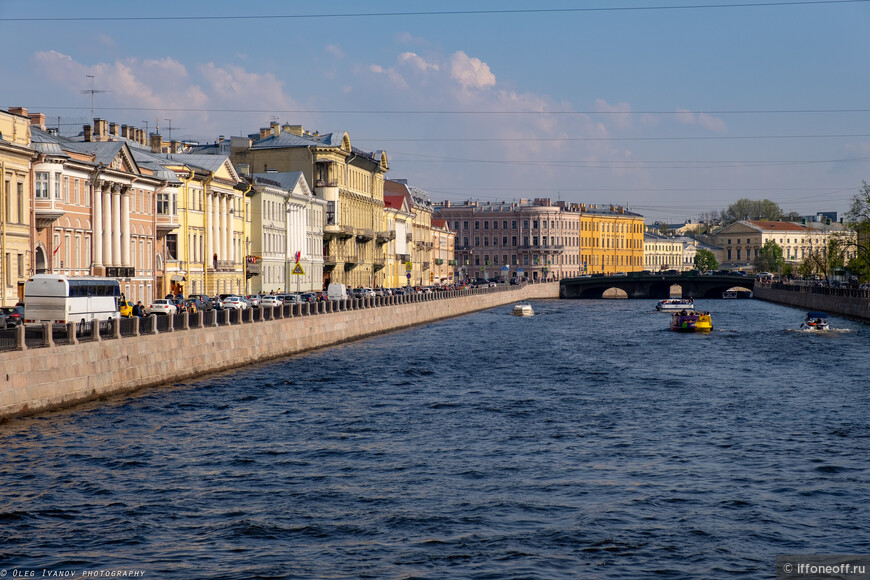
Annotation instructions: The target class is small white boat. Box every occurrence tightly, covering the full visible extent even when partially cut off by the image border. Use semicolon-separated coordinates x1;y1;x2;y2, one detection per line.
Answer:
656;299;694;312
513;303;534;317
800;311;830;331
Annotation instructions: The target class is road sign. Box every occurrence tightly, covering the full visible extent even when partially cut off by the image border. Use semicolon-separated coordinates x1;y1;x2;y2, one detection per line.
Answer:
291;263;305;275
406;272;411;279
405;261;413;271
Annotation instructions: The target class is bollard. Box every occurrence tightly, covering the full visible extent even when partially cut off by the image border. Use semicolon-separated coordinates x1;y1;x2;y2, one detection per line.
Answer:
66;322;78;345
132;316;140;336
149;314;159;335
92;318;102;341
15;323;26;351
183;311;190;330
113;317;121;339
43;322;53;348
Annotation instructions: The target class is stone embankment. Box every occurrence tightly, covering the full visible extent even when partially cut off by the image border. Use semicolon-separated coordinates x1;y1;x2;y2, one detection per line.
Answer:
0;283;558;422
754;282;870;321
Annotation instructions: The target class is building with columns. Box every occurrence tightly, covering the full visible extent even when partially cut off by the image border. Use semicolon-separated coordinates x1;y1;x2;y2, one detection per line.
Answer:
132;150;247;298
28;117;163;305
0;108;37;306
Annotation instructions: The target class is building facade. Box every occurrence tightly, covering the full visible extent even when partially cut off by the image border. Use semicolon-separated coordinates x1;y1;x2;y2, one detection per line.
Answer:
0;108;37;305
710;220;857;270
228;123;388;290
436;199;644;281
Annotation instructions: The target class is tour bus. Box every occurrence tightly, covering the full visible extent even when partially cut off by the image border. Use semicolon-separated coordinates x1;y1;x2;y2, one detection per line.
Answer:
24;274;121;325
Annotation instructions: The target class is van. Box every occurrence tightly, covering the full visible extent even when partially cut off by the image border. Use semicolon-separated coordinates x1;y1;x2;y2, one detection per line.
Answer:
327;283;348;301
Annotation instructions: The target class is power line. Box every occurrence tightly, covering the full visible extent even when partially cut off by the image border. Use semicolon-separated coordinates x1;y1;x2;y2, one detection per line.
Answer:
25;105;870;115
4;1;868;22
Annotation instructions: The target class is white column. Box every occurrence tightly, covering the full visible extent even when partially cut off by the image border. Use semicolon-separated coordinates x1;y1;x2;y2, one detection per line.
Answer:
93;181;103;267
227;195;235;264
205;193;213;264
220;195;229;265
102;185;112;266
112;186;122;267
121;189;131;266
212;193;220;262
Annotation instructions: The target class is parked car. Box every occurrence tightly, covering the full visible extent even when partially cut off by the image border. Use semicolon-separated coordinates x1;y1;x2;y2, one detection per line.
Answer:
221;296;248;310
119;300;134;318
0;305;24;327
278;293;301;304
260;295;281;307
327;283;348;301
188;294;215;311
299;293;317;303
246;295;261;307
357;287;375;298
147;299;177;316
184;297;208;313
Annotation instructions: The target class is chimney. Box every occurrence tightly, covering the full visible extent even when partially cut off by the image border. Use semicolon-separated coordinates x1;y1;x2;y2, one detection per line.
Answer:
137;128;145;145
109;122;119;138
170;140;179;154
27;113;46;131
150;133;163;153
8;107;27;117
270;121;280;137
94;118;108;140
259;127;270;140
120;125;129;139
83;124;93;142
286;125;304;136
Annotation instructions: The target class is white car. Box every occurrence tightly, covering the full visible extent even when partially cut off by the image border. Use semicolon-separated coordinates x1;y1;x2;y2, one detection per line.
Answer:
358;287;376;298
147;299;177;315
259;296;281;307
221;296;248;310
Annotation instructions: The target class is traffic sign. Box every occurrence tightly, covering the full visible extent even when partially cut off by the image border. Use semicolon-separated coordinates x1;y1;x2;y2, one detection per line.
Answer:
406;272;411;279
291;263;305;275
405;261;413;271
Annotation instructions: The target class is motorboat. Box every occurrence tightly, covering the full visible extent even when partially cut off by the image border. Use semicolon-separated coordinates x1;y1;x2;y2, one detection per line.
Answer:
656;298;695;312
670;311;713;332
800;311;830;331
513;303;534;317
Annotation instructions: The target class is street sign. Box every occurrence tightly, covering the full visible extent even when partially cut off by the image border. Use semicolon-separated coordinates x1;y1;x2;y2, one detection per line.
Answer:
291;263;305;275
406;272;411;279
405;261;413;271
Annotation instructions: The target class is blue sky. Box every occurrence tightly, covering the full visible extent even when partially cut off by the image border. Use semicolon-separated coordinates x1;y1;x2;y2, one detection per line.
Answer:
3;0;869;222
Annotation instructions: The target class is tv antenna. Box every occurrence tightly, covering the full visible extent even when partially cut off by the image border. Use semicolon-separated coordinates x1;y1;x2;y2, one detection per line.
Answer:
81;75;111;119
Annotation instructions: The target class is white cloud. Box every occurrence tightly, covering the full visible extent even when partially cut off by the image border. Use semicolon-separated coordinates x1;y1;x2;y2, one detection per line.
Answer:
325;45;345;59
398;52;439;73
595;98;633;130
675;107;727;133
449;51;495;91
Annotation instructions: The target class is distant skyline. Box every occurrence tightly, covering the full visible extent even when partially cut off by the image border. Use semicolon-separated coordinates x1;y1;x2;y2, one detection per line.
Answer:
4;0;869;222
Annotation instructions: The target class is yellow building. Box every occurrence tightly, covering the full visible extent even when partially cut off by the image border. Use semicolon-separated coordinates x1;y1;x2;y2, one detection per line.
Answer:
579;204;645;275
430;219;456;285
229;123;388;289
133;150;247;298
0;108;36;305
382;188;413;289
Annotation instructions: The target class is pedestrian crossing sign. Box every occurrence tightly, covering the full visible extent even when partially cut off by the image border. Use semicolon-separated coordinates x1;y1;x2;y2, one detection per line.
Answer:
291;263;305;275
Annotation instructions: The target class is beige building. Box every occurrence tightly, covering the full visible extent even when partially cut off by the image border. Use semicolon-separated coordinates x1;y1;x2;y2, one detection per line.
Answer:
28;115;164;305
430;219;456;285
0;108;37;305
382;188;413;289
227;123;388;289
710;220;856;269
644;233;685;271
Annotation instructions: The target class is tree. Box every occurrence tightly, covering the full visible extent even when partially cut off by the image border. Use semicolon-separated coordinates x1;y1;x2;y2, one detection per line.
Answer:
722;198;784;224
754;240;784;273
693;249;718;272
844;181;870;281
805;237;847;285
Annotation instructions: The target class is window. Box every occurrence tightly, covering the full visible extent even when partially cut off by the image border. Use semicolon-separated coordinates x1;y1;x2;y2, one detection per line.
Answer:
512;220;517;229
454;221;459;230
484;221;489;230
463;221;468;230
54;174;62;200
533;220;538;229
503;236;508;246
475;221;480;230
512;236;517;246
35;172;49;199
503;221;508;230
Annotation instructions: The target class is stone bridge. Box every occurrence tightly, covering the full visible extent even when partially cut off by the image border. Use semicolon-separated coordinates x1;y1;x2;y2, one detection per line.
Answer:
560;273;755;299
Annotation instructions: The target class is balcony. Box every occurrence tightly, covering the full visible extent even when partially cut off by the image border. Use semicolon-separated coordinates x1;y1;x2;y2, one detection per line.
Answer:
356;228;375;242
406;233;413;242
396;253;411;262
373;257;385;270
343;254;359;270
156;213;179;233
422;262;430;270
448;259;457;266
315;179;339;188
323;255;337;266
324;224;355;239
376;230;396;244
434;258;444;265
214;260;235;272
34;202;64;230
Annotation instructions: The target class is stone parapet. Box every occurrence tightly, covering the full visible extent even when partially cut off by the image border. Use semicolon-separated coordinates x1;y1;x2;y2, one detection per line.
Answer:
0;283;559;421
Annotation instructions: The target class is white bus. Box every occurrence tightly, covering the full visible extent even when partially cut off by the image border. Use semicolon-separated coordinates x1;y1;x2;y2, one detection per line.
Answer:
24;274;121;325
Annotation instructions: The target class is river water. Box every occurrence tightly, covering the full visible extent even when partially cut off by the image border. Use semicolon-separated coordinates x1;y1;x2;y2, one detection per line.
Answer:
1;298;868;579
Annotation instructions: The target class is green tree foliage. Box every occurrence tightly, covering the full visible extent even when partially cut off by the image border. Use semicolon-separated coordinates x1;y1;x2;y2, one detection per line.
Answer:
722;198;784;224
754;240;784;272
844;181;870;281
693;249;718;272
805;237;848;284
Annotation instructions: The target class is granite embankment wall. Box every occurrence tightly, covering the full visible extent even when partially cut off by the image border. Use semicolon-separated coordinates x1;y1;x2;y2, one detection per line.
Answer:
0;284;558;421
754;283;870;321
